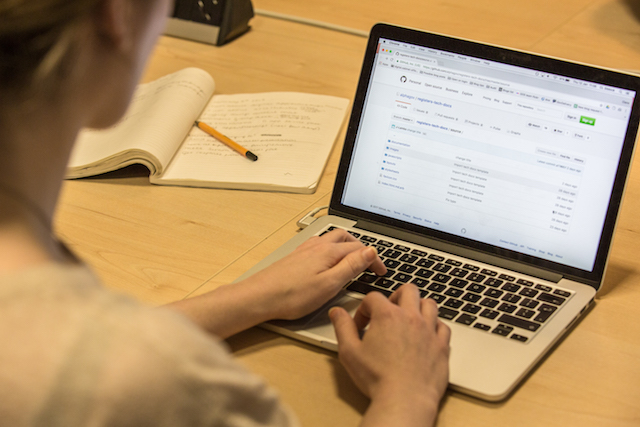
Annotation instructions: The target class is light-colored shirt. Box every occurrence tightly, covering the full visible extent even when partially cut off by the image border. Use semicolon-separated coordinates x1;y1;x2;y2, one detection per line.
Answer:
0;262;298;427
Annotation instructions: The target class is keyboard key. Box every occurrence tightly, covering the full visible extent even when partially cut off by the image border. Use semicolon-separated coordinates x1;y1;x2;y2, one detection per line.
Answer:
373;245;386;254
377;240;393;247
392;273;412;283
484;288;503;298
516;279;534;287
411;277;429;288
416;259;435;269
467;273;486;283
534;304;557;323
520;288;538;298
462;292;482;303
360;235;377;243
375;278;395;288
438;307;458;320
520;298;539;309
433;263;452;273
347;281;392;297
450;268;469;278
474;323;491;331
492;324;513;336
415;268;435;279
463;263;480;272
427;283;446;293
347;231;361;238
411;249;428;257
511;334;528;342
444;298;464;309
399;254;418;263
445;259;463;266
432;273;452;284
485;278;503;287
481;268;498;277
468;283;486;293
497;314;540;332
480;297;499;308
515;308;535;319
383;259;401;269
382;269;395;278
394;244;411;252
462;303;482;314
554;289;571;298
498;274;516;282
502;293;521;303
535;284;552;292
537;292;566;306
497;303;517;314
502;283;520;293
449;278;468;288
428;254;445;262
398;264;417;274
480;308;499;319
358;273;377;283
445;288;464;298
456;314;476;325
382;249;402;259
429;294;447;304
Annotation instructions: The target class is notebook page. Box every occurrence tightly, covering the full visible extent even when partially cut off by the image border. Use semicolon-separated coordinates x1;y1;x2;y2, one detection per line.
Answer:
159;92;349;190
68;68;214;175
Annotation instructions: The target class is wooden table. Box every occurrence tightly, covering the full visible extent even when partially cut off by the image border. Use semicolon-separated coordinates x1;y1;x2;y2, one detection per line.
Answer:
55;0;640;425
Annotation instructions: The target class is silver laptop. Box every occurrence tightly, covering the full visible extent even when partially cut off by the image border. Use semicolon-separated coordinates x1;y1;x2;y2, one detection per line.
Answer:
236;23;640;401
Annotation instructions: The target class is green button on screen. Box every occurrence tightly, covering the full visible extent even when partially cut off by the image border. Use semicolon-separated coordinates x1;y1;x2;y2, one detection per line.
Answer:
580;116;596;126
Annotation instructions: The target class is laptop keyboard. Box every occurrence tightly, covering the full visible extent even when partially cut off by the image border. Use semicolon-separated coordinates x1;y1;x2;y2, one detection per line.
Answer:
322;226;573;343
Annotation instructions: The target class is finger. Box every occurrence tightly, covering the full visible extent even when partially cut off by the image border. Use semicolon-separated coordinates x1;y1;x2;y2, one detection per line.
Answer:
420;297;439;323
329;306;361;349
296;229;358;251
436;319;452;344
352;291;389;330
365;248;386;276
321;228;360;244
324;246;386;283
389;283;421;310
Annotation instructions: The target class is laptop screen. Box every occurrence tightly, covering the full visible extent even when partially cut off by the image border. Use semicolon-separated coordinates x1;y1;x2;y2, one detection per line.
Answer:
335;25;640;282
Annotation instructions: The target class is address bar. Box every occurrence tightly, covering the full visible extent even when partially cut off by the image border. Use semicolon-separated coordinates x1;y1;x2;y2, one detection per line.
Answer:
395;51;438;65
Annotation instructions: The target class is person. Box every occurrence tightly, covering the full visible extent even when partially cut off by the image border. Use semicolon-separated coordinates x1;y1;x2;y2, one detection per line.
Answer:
0;0;451;425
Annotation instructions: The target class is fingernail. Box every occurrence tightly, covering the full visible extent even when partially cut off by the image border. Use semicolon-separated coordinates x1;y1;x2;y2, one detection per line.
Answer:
363;246;376;262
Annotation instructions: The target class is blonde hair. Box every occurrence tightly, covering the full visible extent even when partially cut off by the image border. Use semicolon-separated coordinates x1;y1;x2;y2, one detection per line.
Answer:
0;0;100;97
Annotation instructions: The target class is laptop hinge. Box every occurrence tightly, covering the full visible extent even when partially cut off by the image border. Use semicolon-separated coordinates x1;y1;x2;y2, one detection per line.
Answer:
354;219;563;284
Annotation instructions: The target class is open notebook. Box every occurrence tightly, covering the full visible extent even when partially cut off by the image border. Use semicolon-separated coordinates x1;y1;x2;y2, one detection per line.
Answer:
236;24;640;401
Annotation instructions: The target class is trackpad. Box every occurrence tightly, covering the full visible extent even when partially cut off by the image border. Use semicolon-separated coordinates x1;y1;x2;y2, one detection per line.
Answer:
303;293;362;342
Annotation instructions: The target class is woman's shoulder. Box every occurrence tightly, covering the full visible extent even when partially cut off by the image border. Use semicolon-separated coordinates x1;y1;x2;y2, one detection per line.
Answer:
0;262;297;427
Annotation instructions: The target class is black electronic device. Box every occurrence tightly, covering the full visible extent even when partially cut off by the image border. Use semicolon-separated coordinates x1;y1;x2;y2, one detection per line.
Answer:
165;0;254;46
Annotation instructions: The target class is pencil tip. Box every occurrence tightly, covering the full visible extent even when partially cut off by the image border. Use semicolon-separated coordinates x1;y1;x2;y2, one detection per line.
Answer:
246;151;258;162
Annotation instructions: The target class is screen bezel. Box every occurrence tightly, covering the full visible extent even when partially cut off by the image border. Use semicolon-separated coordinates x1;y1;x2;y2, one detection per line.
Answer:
330;23;640;289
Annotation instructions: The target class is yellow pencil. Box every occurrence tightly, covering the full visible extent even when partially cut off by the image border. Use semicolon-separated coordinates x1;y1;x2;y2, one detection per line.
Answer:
194;121;258;162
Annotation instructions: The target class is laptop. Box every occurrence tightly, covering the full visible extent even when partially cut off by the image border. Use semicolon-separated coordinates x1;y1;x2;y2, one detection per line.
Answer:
235;23;640;401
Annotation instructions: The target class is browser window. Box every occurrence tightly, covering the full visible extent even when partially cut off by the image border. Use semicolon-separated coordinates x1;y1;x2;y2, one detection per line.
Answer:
341;38;636;271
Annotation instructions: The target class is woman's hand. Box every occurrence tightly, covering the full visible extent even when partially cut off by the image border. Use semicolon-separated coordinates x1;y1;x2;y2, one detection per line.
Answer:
167;229;387;338
329;284;451;427
247;228;387;321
